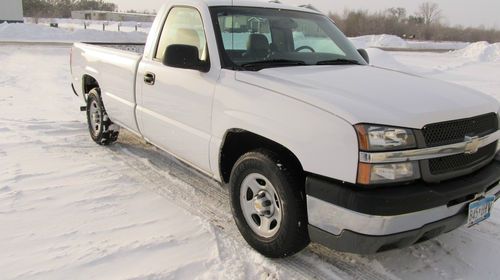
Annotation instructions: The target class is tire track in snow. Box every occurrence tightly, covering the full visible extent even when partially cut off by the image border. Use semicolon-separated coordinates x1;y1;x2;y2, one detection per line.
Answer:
105;131;398;280
0;118;389;279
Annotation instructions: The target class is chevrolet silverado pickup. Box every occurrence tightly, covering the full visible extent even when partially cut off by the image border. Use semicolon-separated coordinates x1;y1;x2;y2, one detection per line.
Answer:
70;0;500;257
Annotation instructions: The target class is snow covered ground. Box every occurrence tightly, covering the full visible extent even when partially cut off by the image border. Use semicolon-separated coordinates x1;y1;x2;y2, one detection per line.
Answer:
367;43;500;101
0;46;318;280
1;39;500;279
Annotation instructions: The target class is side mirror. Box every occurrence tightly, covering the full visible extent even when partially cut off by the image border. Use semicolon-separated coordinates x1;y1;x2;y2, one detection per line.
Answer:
163;44;209;72
357;49;369;64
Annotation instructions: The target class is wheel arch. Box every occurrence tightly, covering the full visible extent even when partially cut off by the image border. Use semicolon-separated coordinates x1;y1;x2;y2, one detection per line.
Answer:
82;74;100;101
219;129;304;184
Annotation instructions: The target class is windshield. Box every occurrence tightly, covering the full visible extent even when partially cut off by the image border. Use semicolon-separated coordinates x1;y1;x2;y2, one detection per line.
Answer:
210;7;367;70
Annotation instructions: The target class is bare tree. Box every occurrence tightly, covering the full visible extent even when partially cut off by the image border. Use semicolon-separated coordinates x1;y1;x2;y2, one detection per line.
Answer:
328;6;500;42
386;7;407;22
416;2;442;25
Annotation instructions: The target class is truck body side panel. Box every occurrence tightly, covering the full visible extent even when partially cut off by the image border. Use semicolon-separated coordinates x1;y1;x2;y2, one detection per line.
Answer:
136;0;223;174
71;43;142;134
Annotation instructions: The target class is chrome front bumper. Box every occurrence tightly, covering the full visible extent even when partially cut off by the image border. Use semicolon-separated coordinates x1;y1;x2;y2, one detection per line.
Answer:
306;155;500;253
307;182;500;236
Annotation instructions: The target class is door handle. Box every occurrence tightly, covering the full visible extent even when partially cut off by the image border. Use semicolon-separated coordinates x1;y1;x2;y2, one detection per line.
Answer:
144;72;156;85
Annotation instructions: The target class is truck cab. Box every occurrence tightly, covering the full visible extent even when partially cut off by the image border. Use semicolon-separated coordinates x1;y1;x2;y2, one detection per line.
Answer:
71;0;500;257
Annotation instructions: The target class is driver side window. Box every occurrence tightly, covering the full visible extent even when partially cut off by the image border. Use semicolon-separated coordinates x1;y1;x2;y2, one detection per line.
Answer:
155;7;208;62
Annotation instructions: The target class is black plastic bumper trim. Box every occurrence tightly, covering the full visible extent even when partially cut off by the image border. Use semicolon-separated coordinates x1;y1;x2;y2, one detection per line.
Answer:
306;157;500;216
309;211;467;254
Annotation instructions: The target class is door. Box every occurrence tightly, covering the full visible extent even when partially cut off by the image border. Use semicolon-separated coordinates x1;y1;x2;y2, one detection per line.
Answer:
136;6;217;173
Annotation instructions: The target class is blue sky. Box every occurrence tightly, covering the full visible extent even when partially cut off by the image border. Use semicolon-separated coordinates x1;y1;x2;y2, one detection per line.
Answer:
112;0;499;28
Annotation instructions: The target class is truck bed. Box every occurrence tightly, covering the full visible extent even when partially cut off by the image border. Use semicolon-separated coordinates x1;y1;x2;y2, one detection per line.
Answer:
71;42;143;133
81;42;146;54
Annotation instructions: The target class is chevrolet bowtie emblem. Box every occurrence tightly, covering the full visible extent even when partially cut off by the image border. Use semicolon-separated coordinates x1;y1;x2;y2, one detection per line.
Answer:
464;136;481;154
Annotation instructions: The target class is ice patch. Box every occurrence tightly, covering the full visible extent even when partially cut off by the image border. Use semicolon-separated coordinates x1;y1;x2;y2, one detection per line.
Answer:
453;41;500;62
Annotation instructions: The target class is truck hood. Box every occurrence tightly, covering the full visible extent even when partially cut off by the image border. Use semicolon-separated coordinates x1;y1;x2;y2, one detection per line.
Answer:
235;65;499;128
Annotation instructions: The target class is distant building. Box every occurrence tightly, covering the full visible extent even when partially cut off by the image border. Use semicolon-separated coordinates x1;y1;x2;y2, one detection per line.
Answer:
71;11;155;22
0;0;24;23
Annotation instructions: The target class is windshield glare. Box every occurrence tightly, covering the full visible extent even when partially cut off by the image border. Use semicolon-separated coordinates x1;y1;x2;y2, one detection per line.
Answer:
211;7;367;70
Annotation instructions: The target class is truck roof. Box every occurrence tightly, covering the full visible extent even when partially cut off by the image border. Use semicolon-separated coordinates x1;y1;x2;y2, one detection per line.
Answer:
201;0;322;14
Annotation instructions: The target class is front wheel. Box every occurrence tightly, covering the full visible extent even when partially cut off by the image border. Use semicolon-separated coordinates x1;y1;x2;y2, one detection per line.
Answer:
229;149;309;258
86;89;119;145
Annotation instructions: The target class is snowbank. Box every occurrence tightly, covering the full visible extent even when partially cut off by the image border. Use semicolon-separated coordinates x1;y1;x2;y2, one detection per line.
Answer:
453;41;500;62
406;40;469;50
350;34;409;49
0;22;147;43
365;47;410;72
350;34;470;50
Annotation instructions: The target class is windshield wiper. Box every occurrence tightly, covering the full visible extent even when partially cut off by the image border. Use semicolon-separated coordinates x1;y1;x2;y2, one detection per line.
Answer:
240;59;306;70
316;59;362;65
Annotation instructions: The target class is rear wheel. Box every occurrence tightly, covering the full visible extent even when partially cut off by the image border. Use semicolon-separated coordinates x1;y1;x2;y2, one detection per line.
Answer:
86;89;119;145
229;149;309;258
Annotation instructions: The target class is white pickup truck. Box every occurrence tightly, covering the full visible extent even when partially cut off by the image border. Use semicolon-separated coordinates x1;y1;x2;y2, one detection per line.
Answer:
70;0;500;257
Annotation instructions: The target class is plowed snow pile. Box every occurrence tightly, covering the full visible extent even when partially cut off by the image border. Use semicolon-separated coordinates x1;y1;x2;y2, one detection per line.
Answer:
453;41;500;62
365;48;411;72
350;34;409;49
350;34;469;50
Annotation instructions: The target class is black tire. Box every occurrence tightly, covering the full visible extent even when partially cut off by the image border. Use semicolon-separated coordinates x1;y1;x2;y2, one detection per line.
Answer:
86;89;119;145
229;149;309;258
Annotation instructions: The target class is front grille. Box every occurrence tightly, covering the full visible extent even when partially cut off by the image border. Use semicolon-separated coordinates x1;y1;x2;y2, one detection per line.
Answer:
421;113;498;180
422;113;498;147
429;142;497;175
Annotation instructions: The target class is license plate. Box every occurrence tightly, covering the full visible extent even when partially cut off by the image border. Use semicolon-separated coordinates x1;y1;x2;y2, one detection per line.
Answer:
467;195;495;227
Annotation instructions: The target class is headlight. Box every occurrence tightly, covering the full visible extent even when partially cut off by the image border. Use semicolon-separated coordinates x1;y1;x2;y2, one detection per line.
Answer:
355;124;417;151
355;124;419;185
358;162;420;185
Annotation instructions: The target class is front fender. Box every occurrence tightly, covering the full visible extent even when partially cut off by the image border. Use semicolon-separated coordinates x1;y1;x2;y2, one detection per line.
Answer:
210;70;359;183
